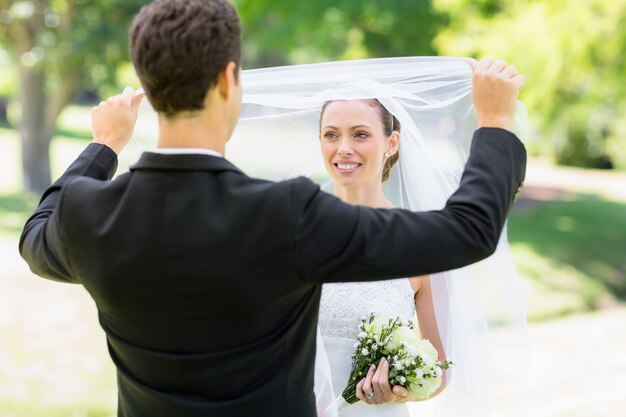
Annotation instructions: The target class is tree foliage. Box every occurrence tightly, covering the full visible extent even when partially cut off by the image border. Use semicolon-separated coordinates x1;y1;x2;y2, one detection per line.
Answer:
2;0;621;193
0;0;145;95
434;0;626;169
235;0;445;67
0;0;144;191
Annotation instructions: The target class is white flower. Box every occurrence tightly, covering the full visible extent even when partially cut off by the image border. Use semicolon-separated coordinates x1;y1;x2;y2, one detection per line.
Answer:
402;358;413;368
422;356;435;366
409;375;442;400
358;331;367;340
361;348;369;356
387;325;419;351
412;339;438;368
372;343;378;350
353;342;360;349
414;370;424;379
406;345;418;357
400;376;407;384
364;313;390;334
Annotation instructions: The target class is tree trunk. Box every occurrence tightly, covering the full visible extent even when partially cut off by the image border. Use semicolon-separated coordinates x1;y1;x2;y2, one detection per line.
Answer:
19;67;52;193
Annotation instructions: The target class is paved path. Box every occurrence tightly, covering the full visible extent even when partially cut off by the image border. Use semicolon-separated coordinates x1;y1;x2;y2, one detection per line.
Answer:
408;305;626;417
520;158;626;203
486;307;626;417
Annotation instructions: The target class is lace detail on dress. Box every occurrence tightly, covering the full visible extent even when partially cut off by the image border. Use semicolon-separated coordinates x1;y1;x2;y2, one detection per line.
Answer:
319;279;416;339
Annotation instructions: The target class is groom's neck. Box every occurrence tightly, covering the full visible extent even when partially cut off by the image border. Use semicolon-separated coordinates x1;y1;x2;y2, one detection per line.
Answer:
156;110;228;155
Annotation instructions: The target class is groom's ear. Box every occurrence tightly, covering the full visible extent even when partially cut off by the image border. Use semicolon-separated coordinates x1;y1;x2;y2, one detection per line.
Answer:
217;61;239;100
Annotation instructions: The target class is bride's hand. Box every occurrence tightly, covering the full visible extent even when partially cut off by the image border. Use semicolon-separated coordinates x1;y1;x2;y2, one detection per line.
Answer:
355;357;419;405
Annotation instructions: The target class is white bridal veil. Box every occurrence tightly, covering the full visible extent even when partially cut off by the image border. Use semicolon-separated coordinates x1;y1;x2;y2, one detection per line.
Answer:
230;57;529;417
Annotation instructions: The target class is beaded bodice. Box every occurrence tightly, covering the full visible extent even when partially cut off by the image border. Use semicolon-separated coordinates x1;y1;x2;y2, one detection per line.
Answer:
318;279;416;339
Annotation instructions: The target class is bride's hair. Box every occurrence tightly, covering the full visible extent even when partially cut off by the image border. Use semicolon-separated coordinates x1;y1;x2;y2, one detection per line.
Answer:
319;99;401;182
129;0;241;118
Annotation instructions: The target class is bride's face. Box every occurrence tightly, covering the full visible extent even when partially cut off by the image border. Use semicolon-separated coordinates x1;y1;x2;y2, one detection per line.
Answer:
319;100;389;188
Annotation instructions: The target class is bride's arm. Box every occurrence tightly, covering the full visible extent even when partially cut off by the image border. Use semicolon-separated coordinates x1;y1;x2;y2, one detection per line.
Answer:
411;276;447;399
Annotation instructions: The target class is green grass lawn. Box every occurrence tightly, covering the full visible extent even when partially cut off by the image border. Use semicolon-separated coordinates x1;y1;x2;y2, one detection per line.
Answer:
0;193;38;236
508;197;626;320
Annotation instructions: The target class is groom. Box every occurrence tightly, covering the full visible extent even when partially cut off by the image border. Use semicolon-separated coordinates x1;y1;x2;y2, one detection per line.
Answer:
19;0;526;416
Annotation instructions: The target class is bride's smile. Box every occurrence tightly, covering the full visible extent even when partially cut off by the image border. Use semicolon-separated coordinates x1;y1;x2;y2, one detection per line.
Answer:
333;161;362;174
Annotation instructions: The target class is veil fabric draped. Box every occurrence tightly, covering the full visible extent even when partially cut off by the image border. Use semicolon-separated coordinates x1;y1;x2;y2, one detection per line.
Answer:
231;57;529;417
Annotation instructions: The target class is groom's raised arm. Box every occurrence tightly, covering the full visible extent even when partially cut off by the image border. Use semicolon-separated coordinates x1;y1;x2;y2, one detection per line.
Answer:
294;57;527;284
19;88;141;283
293;127;526;284
19;144;118;283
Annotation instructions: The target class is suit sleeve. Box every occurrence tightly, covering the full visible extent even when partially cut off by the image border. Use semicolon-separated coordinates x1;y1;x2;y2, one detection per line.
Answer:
18;143;118;283
293;128;527;284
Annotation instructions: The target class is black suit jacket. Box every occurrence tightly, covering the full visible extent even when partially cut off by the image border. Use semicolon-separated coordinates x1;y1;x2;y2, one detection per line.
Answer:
20;127;525;417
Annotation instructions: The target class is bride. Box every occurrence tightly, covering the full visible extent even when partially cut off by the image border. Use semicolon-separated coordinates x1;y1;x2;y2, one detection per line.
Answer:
316;98;446;416
229;56;529;417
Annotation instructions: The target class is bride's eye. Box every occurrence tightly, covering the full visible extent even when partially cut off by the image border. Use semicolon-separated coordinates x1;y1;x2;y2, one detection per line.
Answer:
323;132;338;140
355;132;369;139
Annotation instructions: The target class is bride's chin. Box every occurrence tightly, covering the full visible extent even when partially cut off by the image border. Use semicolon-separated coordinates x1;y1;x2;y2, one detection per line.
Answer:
335;179;361;189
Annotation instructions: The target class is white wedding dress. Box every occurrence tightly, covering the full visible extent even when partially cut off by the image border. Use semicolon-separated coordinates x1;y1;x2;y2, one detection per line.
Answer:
317;279;434;417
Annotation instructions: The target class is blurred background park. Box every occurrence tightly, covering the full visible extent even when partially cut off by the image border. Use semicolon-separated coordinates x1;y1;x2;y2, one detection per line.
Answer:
0;0;625;416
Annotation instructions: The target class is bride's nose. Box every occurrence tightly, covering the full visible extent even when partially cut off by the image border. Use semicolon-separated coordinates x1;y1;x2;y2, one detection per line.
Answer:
337;138;353;156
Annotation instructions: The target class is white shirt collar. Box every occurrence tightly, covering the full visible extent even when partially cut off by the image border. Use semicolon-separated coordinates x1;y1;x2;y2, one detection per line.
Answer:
150;148;223;158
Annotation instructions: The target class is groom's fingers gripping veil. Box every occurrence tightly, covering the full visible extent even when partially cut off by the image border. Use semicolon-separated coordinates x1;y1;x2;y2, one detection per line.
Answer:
502;64;518;79
91;86;146;155
124;86;146;117
468;56;525;131
487;58;507;73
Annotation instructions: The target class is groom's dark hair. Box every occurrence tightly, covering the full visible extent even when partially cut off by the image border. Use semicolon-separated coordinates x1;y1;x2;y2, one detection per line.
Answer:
129;0;241;117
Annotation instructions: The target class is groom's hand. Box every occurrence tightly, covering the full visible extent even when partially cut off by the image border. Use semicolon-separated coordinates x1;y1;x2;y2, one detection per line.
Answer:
467;57;525;131
91;87;146;155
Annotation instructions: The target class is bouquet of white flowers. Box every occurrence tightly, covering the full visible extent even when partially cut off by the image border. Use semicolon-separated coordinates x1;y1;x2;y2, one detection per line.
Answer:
342;313;452;404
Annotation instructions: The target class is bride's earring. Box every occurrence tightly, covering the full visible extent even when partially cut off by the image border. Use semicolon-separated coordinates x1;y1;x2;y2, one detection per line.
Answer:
384;152;391;158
